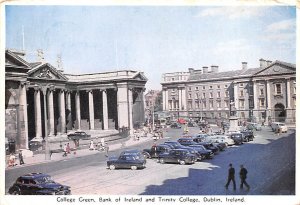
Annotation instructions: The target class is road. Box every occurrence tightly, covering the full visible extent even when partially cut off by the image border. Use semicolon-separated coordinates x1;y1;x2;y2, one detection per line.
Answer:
5;126;295;195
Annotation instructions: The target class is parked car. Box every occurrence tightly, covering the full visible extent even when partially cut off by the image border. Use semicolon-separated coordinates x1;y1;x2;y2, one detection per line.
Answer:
191;139;220;154
170;122;182;129
164;141;201;160
67;131;91;140
240;130;254;142
142;144;172;158
177;118;187;124
209;135;235;146
177;138;199;146
158;149;196;165
228;133;244;145
8;173;71;195
189;145;214;159
107;150;146;170
202;139;227;151
272;122;288;133
247;123;262;131
187;122;197;127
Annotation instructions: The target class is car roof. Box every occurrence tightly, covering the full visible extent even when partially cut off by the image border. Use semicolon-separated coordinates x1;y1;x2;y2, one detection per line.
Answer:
20;173;50;179
121;149;141;153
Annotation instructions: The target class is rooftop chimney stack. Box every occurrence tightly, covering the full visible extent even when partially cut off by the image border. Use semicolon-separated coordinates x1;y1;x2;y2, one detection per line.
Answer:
266;60;272;66
211;65;219;73
202;66;208;73
259;58;267;68
242;62;247;70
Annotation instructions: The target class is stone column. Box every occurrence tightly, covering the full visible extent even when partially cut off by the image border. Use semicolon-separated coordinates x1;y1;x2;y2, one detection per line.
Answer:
34;87;42;139
128;88;133;134
75;91;81;130
181;88;186;111
47;88;55;135
19;82;28;149
117;84;129;128
66;91;72;131
179;88;182;111
101;89;108;130
58;90;66;133
286;79;291;108
253;81;257;110
165;89;169;111
266;80;271;109
88;90;95;130
162;89;166;111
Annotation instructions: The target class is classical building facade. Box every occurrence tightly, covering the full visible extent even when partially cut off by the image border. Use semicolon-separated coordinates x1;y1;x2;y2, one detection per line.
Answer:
5;49;147;150
161;59;296;124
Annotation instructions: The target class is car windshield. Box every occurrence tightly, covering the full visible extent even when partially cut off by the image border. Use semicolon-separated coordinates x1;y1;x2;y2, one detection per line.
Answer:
191;145;205;150
35;176;55;184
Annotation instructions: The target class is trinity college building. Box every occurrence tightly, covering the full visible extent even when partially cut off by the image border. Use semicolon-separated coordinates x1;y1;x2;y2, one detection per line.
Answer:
161;59;296;124
5;49;147;150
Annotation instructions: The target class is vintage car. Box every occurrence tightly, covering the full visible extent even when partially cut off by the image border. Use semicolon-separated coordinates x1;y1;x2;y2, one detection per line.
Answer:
228;133;244;145
158;149;196;165
142;144;172;158
191;139;220;154
163;141;201;161
240;130;254;142
67;131;91;140
247;122;262;131
8;173;71;195
189;145;214;159
107;150;146;170
170;122;182;129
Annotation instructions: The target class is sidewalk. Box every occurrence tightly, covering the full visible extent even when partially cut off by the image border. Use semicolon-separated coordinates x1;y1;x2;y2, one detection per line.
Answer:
6;135;154;170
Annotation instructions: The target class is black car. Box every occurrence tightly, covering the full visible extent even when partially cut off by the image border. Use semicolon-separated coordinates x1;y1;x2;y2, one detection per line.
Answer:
158;149;196;165
189;145;214;159
177;138;199;146
170;123;182;129
107;150;146;170
67;131;91;140
240;130;254;142
203;139;227;151
192;139;220;154
229;133;244;145
8;173;71;195
142;144;172;158
164;141;201;160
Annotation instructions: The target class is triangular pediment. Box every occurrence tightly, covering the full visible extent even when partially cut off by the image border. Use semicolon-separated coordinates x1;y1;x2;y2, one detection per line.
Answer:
5;50;31;68
253;61;296;77
27;63;68;81
132;72;148;81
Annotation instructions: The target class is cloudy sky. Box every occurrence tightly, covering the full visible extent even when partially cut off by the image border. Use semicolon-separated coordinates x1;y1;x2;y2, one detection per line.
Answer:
6;6;296;90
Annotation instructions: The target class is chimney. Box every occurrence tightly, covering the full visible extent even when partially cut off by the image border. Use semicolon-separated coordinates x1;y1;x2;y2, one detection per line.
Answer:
242;62;247;70
211;65;219;73
259;58;267;68
188;68;194;74
266;60;272;66
202;66;208;73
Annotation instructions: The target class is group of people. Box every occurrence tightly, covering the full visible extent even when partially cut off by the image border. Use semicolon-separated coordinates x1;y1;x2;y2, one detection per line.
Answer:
89;139;109;157
62;143;71;157
225;163;250;191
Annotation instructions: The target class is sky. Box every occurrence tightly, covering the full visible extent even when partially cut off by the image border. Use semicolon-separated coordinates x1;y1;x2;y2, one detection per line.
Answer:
5;5;296;90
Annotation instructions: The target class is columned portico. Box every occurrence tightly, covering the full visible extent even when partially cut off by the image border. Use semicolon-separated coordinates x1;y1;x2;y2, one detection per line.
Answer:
66;91;72;131
58;89;66;134
19;82;28;149
47;88;55;135
75;91;81;130
88;90;95;130
101;89;109;130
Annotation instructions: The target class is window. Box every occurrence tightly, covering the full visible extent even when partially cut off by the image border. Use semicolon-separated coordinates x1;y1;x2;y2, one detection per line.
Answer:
188;94;192;99
211;113;214;118
240;83;244;87
209;85;213;89
241;112;245;118
217;85;220;89
188;101;192;109
225;91;229;97
259;98;265;107
195;93;199;99
275;84;282;95
203;101;206;109
217;101;221;108
224;101;229;108
209;101;213;108
195;101;200;109
171;77;175;81
217;91;221;98
146;102;149;106
203;86;206;90
196;86;199;90
224;84;228;88
240;90;244;97
218;113;222;118
239;100;245;108
172;89;176;92
209;92;213;98
188;87;192;91
260;88;264;95
202;93;206;98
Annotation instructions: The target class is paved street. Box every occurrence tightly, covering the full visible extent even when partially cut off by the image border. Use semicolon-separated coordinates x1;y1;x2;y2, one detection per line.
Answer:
5;126;295;195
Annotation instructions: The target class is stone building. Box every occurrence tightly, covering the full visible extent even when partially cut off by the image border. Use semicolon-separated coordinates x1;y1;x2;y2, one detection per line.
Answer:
5;49;147;150
161;59;296;124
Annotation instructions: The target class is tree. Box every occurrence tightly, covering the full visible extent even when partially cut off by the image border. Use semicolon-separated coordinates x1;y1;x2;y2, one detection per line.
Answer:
154;91;163;112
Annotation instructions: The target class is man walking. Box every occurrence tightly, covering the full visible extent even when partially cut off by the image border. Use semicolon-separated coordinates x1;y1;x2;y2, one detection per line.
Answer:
239;165;250;190
18;150;25;165
225;163;236;190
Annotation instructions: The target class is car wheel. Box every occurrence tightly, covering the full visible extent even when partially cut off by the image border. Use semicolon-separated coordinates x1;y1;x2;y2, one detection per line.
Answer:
131;166;137;170
109;164;116;170
159;158;165;164
179;160;186;165
11;190;20;195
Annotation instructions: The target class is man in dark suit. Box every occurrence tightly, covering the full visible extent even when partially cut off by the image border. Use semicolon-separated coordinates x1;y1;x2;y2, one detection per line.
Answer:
239;165;250;190
225;163;236;190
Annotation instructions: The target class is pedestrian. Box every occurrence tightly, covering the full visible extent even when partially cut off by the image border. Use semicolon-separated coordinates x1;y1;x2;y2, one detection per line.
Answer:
66;143;71;154
62;144;67;157
105;142;109;157
8;153;16;167
89;140;95;150
18;150;25;165
239;165;250;190
225;163;236;190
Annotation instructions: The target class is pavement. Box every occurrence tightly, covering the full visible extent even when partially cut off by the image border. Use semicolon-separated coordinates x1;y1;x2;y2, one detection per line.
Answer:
5;135;153;170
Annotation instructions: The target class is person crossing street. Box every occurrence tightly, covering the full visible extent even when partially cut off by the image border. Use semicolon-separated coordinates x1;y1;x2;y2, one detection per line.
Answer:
239;165;250;191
